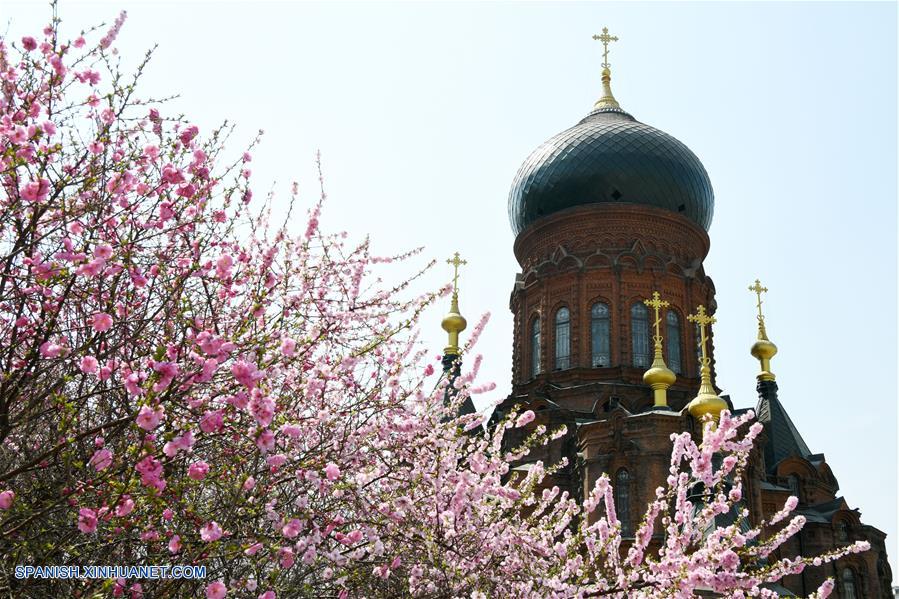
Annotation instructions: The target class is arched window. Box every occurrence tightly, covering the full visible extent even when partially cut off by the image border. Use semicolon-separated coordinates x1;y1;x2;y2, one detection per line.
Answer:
788;474;801;501
531;318;541;377
615;468;632;536
631;303;651;368
591;302;611;367
666;311;682;374
555;307;571;370
841;568;857;599
836;520;849;543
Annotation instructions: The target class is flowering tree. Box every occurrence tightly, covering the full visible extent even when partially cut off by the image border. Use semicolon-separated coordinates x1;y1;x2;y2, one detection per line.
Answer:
0;8;867;599
363;404;869;598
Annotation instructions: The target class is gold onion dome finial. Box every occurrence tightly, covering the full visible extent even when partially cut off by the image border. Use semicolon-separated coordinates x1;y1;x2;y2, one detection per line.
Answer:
685;305;728;429
592;27;621;110
441;252;467;356
749;279;777;381
642;292;676;408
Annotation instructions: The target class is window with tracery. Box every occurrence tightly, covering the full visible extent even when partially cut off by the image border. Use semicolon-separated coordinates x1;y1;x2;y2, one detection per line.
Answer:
841;568;857;599
555;307;570;370
631;303;650;368
615;468;632;536
531;317;541;377
591;303;610;367
666;311;682;374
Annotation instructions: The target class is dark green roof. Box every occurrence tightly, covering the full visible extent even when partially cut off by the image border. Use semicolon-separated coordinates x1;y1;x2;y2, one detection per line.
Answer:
508;107;714;235
755;380;812;473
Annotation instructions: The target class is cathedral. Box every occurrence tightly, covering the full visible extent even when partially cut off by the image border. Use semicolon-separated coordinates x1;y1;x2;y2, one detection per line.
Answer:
441;29;892;598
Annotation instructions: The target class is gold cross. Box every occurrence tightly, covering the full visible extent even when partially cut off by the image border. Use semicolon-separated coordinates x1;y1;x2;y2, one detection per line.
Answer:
643;291;669;342
592;27;619;69
687;305;716;365
749;279;768;322
446;252;467;294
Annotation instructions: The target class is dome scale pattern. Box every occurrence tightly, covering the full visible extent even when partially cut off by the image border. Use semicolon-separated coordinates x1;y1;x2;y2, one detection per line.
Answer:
508;107;714;235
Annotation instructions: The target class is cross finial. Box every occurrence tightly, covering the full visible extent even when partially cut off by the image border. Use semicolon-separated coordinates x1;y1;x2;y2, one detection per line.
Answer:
749;279;768;322
687;305;716;366
446;252;467;296
592;27;619;69
643;291;670;343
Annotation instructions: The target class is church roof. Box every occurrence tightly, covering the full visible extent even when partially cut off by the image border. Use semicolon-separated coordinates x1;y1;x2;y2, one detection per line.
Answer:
756;381;812;473
507;106;714;236
797;496;850;524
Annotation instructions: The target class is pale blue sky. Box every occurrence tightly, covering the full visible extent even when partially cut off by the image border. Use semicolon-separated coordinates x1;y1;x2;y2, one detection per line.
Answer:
6;0;898;581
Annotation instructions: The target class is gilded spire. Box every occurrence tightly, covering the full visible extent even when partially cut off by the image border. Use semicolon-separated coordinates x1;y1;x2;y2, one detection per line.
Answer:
685;305;727;429
441;252;468;356
642;292;676;409
749;279;777;381
592;27;621;110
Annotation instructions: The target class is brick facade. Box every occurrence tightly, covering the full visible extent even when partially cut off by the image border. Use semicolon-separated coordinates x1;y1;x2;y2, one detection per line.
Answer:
495;202;891;597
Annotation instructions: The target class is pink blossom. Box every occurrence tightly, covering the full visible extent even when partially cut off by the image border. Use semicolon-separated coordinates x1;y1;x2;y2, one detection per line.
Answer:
92;312;113;332
515;410;535;427
78;508;98;533
215;254;233;279
179;124;199;146
80;356;99;374
281;518;302;538
124;372;143;396
249;393;275;427
21;36;37;51
242;477;256;491
205;581;227;599
77;258;105;277
89;141;105;154
94;244;113;260
324;462;340;481
200;521;222;542
279;546;295;569
39;341;65;358
0;490;14;510
261;442;287;462
258;592;275;599
280;424;301;437
135;455;166;491
116;497;135;517
188;461;210;480
168;535;181;554
151;360;179;391
99;11;127;49
280;337;296;357
255;429;275;452
20;178;51;203
135;405;164;431
90;448;113;471
143;144;159;160
232;360;264;389
200;410;224;433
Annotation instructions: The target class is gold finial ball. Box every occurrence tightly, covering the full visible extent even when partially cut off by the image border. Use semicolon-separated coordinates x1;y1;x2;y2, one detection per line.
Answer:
687;393;728;422
750;338;778;360
643;364;676;388
441;312;467;334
